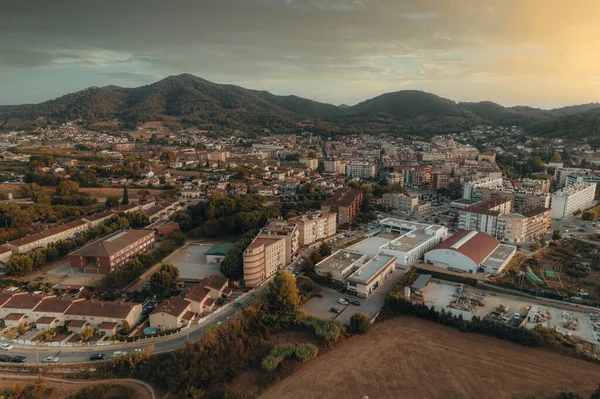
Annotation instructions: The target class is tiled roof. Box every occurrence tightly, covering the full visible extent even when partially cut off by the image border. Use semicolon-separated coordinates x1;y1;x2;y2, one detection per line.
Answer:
97;321;119;330
433;230;499;266
5;313;26;321
7;219;88;248
65;300;139;319
69;229;154;258
36;317;56;324
151;297;190;317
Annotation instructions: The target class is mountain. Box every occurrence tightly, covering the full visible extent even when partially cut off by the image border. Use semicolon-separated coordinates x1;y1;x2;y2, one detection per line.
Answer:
1;73;599;137
529;108;600;139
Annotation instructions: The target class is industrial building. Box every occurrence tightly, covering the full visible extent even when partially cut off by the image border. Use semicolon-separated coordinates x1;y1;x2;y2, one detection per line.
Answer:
346;254;396;299
378;219;448;266
315;249;366;281
424;230;517;275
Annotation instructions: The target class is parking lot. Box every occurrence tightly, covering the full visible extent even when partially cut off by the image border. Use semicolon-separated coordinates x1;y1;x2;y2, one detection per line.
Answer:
422;280;599;343
303;289;347;321
170;244;222;280
46;260;104;286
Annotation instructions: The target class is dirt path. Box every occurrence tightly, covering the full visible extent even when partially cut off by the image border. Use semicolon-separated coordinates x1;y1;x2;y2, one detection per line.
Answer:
260;317;600;399
0;373;155;399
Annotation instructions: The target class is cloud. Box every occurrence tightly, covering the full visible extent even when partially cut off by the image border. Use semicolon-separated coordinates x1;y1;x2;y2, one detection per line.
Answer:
1;0;600;105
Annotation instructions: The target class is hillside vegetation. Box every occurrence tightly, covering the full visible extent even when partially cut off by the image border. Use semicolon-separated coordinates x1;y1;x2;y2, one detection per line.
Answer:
2;73;600;137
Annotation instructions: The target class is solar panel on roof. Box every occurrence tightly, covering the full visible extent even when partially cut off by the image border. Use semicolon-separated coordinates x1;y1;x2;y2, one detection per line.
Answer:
106;231;127;242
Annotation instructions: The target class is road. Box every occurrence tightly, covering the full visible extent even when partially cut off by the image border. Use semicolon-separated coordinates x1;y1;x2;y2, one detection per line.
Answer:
2;284;268;365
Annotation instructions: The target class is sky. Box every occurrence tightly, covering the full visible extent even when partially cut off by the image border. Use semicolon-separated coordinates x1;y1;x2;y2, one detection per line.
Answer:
2;0;600;107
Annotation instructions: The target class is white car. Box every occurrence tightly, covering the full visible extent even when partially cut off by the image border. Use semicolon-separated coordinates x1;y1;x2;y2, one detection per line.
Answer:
0;344;13;351
113;351;127;357
42;356;59;363
338;298;349;305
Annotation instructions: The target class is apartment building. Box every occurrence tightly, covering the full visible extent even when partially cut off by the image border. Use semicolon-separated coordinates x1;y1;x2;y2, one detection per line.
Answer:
462;177;503;200
385;172;404;187
300;158;318;171
382;193;419;214
431;172;451;189
513;179;551;193
554;167;591;188
565;174;600;187
243;235;287;287
69;229;156;274
551;182;597;219
324;159;346;175
262;219;300;264
321;188;363;226
6;219;89;254
458;197;512;237
346;161;376;179
290;211;336;246
498;207;552;243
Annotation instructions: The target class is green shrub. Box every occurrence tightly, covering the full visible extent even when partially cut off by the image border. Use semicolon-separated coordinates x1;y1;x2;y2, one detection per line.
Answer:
349;312;371;334
294;343;318;362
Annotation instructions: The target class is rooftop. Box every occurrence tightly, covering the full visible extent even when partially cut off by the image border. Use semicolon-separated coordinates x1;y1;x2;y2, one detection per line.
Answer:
316;249;365;273
481;244;517;270
205;243;234;257
432;230;500;266
411;274;432;290
346;254;396;285
69;229;154;258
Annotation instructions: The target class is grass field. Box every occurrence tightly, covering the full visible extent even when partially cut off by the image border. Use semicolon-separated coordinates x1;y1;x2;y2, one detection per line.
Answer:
260;317;600;399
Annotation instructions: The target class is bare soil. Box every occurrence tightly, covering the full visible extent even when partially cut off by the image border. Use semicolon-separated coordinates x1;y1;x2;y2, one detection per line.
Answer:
0;374;154;399
260;317;600;399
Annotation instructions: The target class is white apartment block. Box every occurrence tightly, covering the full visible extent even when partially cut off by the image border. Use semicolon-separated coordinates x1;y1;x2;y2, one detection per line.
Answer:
565;174;600;187
346;161;376;179
462;177;503;200
551;182;597;219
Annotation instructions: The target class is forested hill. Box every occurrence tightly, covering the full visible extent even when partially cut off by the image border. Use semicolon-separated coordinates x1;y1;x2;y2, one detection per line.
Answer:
1;73;599;137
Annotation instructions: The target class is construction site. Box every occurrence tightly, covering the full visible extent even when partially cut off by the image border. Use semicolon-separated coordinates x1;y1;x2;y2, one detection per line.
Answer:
419;278;600;344
495;239;600;305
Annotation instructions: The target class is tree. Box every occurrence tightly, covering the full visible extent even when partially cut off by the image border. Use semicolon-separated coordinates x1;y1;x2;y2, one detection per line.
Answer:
121;320;131;335
18;183;42;199
349;312;371;334
56;179;79;196
105;195;120;209
552;230;562;241
16;322;27;335
319;242;332;258
582;210;598;221
266;271;300;317
80;327;95;342
6;254;34;276
122;185;130;205
149;264;180;298
138;189;150;201
530;243;541;252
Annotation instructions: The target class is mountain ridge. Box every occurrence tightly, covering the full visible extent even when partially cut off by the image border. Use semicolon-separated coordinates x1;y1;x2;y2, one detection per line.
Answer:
1;73;600;137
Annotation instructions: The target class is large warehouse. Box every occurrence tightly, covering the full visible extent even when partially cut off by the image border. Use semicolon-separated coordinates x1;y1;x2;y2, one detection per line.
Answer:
424;230;516;275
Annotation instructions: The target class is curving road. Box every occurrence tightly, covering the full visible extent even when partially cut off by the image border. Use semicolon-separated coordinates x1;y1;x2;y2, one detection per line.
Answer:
2;284;268;364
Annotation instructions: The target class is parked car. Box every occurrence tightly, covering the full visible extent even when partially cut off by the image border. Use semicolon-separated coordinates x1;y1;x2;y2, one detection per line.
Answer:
233;302;241;307
0;343;13;351
338;298;349;305
113;351;127;357
350;300;361;306
514;313;521;319
42;356;59;363
329;307;340;314
10;356;26;363
89;354;106;361
314;292;323;298
0;354;11;362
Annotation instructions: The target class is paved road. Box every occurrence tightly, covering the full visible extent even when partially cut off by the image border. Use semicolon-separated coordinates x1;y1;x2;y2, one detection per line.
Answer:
2;285;267;364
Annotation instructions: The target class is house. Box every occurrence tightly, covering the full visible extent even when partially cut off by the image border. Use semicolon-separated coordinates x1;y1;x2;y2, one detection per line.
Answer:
149;297;192;331
81;210;115;228
63;300;143;330
0;246;11;265
6;219;89;254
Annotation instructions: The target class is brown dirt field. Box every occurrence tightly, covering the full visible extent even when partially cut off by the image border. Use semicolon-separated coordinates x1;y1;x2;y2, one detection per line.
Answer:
0;373;154;398
260;317;600;399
